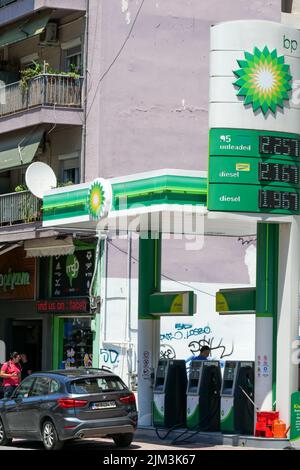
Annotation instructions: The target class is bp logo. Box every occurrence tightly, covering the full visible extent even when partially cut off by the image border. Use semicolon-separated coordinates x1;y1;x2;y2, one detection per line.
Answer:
233;46;292;115
87;178;112;221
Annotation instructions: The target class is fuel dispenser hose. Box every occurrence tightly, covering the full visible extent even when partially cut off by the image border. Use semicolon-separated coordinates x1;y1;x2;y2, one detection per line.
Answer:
155;423;186;441
170;393;221;445
154;391;221;445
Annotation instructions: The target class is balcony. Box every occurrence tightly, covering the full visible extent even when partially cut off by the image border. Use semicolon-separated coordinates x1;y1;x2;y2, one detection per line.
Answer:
0;74;84;133
0;1;87;28
0;190;41;226
0;74;83;117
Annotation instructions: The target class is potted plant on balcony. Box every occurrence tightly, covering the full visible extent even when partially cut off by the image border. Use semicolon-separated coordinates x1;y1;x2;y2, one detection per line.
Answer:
20;61;81;106
14;184;41;224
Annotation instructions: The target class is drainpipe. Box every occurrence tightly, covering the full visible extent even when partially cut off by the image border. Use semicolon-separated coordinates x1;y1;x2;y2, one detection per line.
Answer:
80;0;89;183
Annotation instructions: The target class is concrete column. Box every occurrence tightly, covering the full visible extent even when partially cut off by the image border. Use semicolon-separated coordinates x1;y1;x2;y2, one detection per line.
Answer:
137;234;161;426
276;218;300;426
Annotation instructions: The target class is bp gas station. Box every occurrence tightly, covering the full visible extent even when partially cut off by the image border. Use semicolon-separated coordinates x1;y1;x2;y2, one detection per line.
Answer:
36;19;300;447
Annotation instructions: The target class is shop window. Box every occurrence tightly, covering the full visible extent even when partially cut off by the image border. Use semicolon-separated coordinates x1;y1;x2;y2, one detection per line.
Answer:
62;318;93;369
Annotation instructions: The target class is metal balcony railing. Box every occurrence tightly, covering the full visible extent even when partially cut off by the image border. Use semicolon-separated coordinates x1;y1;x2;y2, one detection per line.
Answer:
0;191;42;226
0;74;83;117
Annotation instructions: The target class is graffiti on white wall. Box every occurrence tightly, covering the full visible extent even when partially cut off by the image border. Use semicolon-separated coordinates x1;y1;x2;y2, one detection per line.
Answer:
100;348;120;367
160;322;236;362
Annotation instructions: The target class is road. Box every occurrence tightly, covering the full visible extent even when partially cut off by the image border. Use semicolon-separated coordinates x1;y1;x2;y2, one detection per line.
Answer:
0;429;268;451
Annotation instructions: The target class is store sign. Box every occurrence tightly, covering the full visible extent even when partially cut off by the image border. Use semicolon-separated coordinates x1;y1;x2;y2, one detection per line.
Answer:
149;291;197;317
208;21;300;215
0;248;35;300
52;249;95;298
37;298;90;314
290;392;300;444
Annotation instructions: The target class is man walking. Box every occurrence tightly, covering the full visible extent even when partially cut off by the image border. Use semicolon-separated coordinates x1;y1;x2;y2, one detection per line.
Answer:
0;352;22;398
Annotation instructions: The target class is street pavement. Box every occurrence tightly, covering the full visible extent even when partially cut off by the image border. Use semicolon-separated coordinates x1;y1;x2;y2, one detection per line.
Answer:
0;428;271;451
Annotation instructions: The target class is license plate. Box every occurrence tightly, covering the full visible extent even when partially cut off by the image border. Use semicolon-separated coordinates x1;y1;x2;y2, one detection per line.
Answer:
90;401;116;410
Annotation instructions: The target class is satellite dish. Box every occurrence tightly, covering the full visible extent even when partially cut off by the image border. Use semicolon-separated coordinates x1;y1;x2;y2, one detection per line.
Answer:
25;162;57;199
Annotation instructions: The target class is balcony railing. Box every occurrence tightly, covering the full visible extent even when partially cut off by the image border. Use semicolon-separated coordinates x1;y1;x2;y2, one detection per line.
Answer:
0;191;41;226
0;74;83;117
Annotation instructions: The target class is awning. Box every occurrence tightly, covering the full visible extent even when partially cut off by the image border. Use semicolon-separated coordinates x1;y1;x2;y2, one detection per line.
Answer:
0;12;51;48
0;127;44;171
24;236;75;258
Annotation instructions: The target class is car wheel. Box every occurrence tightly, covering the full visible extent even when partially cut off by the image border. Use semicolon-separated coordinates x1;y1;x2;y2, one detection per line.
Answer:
0;418;12;446
113;433;134;448
42;421;64;451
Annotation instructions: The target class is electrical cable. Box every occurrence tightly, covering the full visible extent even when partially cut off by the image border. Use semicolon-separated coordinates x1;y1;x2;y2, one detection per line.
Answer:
107;240;216;298
86;0;146;118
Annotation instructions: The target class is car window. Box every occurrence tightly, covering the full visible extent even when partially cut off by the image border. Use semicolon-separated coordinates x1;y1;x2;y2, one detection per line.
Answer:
49;379;60;394
69;376;126;394
13;376;36;399
30;377;50;397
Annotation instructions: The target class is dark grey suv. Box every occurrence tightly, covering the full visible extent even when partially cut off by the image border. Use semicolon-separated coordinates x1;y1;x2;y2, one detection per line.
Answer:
0;369;138;450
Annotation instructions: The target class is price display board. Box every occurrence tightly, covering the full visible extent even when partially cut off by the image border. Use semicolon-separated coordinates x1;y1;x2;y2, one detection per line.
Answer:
208;128;300;214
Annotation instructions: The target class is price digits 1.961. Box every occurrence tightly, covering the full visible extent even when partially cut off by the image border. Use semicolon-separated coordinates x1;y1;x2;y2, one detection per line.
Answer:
259;190;299;211
259;136;300;158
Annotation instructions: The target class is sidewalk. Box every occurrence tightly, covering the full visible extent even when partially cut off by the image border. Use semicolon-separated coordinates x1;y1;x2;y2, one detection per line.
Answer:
134;426;291;450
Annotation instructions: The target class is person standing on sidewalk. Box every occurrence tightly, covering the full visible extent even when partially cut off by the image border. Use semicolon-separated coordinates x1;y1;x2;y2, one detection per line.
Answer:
0;352;22;398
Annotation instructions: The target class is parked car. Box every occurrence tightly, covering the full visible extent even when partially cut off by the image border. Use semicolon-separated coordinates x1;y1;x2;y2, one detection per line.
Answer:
0;368;138;450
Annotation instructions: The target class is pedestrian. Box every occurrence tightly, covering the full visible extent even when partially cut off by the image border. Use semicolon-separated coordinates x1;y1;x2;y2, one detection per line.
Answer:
20;353;32;381
0;352;22;398
193;345;211;361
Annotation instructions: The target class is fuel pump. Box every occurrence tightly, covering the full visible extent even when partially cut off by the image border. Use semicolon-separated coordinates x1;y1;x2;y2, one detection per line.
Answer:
186;360;222;431
153;359;187;428
221;361;255;435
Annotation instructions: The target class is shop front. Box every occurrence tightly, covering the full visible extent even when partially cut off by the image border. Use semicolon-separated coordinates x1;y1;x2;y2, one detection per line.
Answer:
0;247;51;371
38;245;96;370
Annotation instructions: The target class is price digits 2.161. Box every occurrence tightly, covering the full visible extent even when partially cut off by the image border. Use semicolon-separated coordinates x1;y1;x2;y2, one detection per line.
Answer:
259;162;299;184
259;135;300;158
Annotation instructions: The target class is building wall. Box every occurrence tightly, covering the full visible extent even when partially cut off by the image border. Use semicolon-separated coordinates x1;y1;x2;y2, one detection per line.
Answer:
85;0;280;286
85;0;281;180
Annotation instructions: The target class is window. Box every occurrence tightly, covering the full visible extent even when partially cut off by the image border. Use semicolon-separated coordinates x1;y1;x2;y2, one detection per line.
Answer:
69;377;126;395
64;46;82;74
14;376;36;399
59;154;80;185
49;379;61;394
30;377;50;397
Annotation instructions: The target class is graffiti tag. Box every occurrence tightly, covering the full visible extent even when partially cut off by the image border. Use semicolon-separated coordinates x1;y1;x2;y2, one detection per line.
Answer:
160;326;211;342
99;348;120;365
160;344;176;360
188;336;234;359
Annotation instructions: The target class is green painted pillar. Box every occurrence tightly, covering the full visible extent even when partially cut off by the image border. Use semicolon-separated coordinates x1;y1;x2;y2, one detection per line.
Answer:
138;234;161;320
255;223;279;411
138;233;161;425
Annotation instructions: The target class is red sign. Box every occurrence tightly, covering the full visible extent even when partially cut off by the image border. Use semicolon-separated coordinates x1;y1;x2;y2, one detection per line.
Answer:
37;298;90;314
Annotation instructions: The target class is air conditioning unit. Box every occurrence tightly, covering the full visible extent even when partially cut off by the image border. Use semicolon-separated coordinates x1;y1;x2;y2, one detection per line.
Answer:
39;23;59;45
